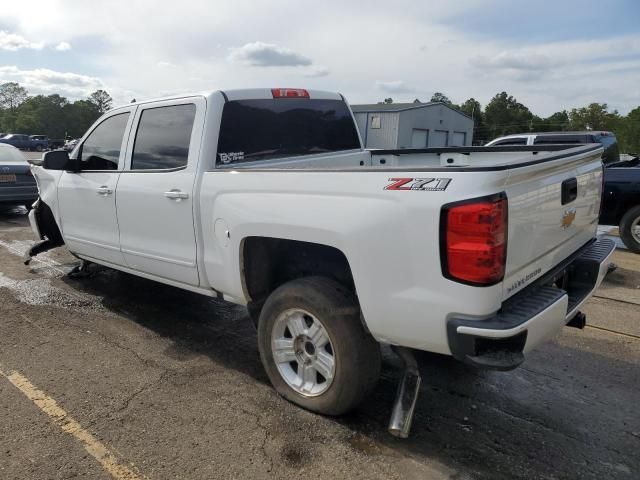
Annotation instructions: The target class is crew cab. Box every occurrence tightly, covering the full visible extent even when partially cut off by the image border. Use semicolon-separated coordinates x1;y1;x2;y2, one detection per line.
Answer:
25;88;614;437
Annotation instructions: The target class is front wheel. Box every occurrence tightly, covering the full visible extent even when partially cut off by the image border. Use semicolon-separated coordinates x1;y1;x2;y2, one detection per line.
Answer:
620;206;640;253
257;276;380;415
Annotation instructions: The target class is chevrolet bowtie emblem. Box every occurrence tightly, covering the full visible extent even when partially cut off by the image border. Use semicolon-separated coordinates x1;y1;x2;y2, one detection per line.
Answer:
562;209;577;229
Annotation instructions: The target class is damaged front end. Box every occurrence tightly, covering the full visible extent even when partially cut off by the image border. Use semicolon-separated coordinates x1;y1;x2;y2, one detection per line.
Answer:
24;199;65;264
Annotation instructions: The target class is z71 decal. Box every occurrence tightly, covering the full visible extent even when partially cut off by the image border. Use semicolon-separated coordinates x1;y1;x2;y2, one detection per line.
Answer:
384;177;452;191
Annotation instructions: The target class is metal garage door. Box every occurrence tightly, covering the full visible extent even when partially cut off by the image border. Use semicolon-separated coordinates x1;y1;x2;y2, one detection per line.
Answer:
411;129;428;148
451;131;466;146
431;130;448;147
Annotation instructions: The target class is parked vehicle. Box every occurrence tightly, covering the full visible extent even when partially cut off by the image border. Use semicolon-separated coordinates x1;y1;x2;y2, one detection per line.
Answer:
63;138;78;151
486;131;620;164
49;138;66;149
0;144;38;210
487;132;639;252
25;88;614;437
0;134;34;151
29;135;50;152
601;154;640;252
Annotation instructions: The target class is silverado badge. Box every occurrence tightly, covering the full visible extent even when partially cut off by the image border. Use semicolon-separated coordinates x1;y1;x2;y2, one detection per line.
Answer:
562;208;577;229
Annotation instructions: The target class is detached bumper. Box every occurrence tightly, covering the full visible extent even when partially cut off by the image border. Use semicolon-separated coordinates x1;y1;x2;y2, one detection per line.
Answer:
447;238;616;370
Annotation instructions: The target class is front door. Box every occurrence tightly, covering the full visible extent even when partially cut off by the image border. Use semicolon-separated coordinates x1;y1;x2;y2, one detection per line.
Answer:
58;109;134;264
116;98;203;286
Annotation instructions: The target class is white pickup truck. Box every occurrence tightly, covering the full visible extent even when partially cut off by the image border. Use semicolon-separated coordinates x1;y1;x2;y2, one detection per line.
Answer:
26;88;615;437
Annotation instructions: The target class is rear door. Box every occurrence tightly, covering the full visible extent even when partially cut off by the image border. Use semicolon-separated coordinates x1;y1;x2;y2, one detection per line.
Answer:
57;109;135;264
115;98;204;286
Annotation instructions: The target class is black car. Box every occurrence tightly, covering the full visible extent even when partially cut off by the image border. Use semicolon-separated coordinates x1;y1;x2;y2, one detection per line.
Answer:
601;155;640;252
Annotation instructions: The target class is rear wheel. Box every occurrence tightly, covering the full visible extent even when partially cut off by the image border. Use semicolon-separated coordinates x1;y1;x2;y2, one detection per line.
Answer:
257;276;380;415
620;206;640;253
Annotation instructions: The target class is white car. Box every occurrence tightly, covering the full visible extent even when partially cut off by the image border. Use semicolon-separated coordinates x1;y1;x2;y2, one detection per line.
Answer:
25;88;614;437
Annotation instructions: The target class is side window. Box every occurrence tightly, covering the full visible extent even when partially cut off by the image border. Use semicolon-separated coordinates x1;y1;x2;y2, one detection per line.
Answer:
494;138;526;146
370;115;381;129
533;135;586;145
131;104;196;170
79;113;130;170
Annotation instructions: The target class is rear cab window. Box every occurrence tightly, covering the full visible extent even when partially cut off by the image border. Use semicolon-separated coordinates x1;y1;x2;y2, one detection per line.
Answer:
216;98;361;166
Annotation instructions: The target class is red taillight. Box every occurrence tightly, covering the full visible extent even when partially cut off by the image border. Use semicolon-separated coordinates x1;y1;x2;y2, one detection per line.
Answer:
271;88;309;98
441;194;508;285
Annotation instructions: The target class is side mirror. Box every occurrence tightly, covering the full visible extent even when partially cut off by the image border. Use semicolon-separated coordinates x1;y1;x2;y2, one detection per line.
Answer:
42;150;73;170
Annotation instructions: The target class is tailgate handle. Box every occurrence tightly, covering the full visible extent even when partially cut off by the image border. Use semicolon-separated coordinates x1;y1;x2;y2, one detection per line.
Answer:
561;178;578;205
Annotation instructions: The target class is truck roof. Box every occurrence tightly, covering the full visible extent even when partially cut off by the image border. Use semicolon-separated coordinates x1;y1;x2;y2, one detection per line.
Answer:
111;88;344;111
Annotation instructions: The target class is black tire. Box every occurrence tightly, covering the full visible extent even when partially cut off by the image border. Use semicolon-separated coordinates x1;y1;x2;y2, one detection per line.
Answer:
257;276;380;415
35;145;43;152
619;205;640;253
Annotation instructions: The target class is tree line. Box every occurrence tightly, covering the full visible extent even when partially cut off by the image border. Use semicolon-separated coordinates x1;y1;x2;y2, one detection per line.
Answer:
386;92;640;153
2;81;638;152
0;82;113;139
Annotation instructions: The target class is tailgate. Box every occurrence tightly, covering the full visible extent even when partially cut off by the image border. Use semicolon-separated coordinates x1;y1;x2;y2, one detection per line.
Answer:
502;145;604;300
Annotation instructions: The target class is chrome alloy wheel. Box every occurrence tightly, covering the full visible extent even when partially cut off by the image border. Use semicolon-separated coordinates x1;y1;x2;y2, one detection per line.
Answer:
271;308;336;397
632;216;640;244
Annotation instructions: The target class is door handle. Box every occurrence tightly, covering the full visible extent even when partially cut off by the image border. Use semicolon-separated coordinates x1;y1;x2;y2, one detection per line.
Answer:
164;189;189;201
96;186;113;195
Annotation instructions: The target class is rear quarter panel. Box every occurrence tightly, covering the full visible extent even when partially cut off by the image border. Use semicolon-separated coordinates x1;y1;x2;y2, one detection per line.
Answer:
199;168;511;354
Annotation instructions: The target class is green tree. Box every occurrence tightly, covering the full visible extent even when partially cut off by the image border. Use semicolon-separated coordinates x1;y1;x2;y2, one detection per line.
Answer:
484;91;534;138
568;103;618;131
0;82;28;111
63;99;100;138
430;92;452;105
459;98;487;144
88;89;113;114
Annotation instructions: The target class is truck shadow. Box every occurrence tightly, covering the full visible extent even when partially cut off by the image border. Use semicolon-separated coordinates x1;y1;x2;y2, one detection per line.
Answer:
60;267;639;480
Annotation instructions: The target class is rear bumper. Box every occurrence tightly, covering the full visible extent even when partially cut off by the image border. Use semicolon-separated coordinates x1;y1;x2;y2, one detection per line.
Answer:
0;185;38;204
447;238;616;370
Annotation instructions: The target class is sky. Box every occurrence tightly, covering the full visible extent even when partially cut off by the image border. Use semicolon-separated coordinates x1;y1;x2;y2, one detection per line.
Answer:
0;0;638;116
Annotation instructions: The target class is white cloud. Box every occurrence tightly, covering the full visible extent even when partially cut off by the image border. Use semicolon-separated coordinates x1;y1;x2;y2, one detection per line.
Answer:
0;31;43;51
228;42;312;67
0;66;103;98
54;41;71;51
301;65;330;78
375;80;414;94
0;1;638;116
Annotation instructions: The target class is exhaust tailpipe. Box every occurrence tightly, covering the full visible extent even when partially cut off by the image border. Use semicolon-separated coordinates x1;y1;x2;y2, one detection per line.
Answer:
388;346;421;438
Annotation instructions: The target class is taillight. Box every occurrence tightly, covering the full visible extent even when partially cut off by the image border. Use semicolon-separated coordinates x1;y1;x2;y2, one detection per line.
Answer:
271;88;309;98
441;193;508;286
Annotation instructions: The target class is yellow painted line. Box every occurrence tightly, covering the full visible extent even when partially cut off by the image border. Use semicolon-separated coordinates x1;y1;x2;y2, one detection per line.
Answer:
0;364;144;480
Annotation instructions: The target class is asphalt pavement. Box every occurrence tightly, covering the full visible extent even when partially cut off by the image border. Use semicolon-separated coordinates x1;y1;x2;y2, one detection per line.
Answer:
0;206;638;480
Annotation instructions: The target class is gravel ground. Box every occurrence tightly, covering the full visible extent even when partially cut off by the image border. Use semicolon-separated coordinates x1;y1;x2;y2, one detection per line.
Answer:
0;206;638;480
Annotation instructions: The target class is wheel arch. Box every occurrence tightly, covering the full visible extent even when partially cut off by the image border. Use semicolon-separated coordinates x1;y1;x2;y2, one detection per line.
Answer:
240;236;356;313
